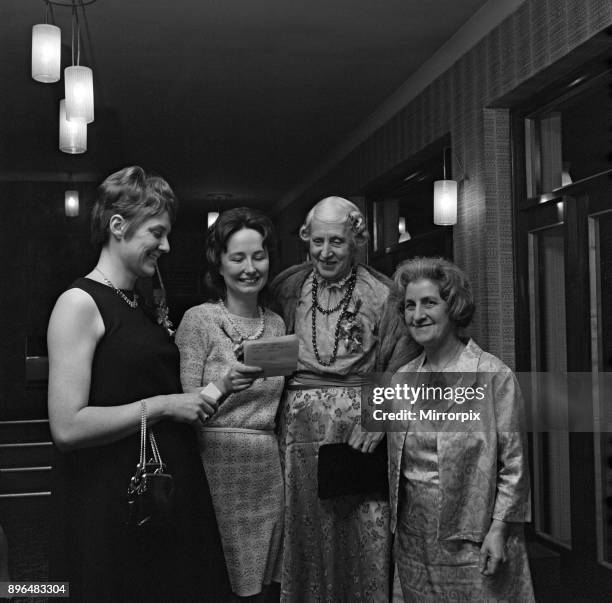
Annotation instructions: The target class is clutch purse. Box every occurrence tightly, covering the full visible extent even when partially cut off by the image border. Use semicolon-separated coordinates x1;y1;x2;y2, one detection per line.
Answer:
317;439;389;500
127;401;175;527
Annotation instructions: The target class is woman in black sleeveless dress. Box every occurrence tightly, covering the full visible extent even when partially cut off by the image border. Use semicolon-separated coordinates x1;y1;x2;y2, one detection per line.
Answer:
47;166;230;602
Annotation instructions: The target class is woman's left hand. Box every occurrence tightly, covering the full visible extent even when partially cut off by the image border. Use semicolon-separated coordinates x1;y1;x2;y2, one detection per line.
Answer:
347;424;384;453
479;519;508;576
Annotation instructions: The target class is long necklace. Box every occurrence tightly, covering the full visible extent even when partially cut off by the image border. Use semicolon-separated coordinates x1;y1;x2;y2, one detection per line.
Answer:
95;268;138;308
311;267;357;366
313;268;356;314
219;299;265;346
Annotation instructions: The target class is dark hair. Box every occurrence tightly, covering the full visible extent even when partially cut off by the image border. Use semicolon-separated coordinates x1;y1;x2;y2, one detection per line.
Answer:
90;166;178;247
205;207;277;304
393;256;475;329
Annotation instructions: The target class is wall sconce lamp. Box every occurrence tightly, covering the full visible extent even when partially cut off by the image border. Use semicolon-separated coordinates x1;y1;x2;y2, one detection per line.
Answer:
433;147;458;226
207;212;220;228
398;217;411;242
65;189;79;217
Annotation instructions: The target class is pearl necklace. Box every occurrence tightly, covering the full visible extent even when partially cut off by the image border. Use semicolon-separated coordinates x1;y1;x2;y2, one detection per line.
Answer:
95;268;138;308
311;267;357;366
219;300;265;343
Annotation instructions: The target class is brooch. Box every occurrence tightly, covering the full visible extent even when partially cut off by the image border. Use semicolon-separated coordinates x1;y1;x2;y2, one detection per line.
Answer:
338;298;364;354
153;289;175;338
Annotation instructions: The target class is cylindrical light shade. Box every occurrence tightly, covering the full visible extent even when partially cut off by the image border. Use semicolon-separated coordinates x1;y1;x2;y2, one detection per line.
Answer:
398;217;411;242
65;190;79;217
207;212;220;228
59;99;87;154
433;180;457;225
65;66;94;123
31;24;61;83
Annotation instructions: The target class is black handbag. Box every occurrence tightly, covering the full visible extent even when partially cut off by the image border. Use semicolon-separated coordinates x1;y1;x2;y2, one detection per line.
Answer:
317;439;389;500
127;402;175;527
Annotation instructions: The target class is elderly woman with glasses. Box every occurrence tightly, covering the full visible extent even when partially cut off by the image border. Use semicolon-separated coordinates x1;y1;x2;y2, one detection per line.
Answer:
388;256;534;602
271;196;418;602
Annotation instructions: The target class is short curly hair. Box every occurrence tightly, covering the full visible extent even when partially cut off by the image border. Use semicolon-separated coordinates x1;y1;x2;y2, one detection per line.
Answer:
299;196;368;248
393;256;475;329
205;207;276;303
90;166;177;247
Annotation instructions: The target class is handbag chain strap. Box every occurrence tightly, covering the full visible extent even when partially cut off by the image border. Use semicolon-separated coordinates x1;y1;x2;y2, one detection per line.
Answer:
138;399;164;470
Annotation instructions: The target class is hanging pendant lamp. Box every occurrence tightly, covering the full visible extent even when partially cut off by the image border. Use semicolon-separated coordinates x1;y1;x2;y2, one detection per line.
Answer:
31;23;61;83
65;2;94;123
59;99;87;153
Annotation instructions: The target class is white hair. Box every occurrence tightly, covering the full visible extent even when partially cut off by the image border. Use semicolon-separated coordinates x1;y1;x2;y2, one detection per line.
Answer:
299;196;368;247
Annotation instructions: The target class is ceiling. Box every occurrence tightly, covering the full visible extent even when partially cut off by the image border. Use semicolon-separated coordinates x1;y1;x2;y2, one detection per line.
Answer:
1;0;490;211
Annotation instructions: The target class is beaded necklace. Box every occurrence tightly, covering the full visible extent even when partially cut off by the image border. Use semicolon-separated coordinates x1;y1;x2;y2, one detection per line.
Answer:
95;268;138;308
219;300;265;359
311;267;357;366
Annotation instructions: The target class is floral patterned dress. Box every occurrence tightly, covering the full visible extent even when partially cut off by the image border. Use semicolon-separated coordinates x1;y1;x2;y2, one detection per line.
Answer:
277;266;405;602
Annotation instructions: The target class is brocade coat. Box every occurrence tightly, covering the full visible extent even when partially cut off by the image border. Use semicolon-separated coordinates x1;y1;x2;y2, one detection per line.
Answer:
388;339;531;540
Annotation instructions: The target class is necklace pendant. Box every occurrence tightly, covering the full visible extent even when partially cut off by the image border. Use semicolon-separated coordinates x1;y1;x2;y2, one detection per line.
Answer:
233;340;245;361
95;268;138;308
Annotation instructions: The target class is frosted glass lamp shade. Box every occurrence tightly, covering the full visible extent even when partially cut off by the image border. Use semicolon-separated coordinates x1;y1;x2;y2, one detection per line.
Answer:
433;180;457;225
32;24;61;83
65;190;79;217
207;212;220;228
59;99;87;154
398;217;411;242
65;66;94;123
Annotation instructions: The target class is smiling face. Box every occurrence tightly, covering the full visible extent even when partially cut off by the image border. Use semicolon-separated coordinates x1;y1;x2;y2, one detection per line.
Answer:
121;211;171;279
219;228;269;302
308;217;354;282
403;278;455;350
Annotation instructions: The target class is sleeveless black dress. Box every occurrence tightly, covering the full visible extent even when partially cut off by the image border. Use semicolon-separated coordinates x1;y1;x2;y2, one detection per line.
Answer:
49;278;230;602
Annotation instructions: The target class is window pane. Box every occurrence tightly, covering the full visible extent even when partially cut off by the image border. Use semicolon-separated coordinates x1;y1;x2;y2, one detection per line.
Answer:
529;226;572;546
525;77;610;197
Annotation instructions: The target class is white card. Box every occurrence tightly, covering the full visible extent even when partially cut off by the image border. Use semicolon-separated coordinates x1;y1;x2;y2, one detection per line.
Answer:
242;334;299;377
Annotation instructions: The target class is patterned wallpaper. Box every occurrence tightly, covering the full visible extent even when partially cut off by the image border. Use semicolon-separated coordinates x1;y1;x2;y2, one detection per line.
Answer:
278;0;612;365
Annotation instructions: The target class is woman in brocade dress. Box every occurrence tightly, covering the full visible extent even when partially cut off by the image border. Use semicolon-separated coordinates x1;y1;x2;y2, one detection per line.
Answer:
176;207;285;601
47;166;230;602
271;196;417;602
389;257;534;602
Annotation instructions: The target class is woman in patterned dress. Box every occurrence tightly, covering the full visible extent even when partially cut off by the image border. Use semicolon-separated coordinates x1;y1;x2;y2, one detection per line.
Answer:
271;196;417;602
388;257;534;602
175;207;285;601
